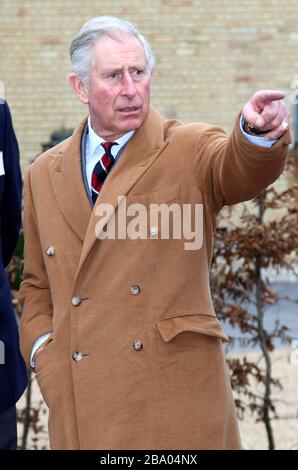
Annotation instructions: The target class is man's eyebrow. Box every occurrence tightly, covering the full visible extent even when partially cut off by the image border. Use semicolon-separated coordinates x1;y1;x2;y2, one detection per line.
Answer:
129;64;147;69
101;64;147;76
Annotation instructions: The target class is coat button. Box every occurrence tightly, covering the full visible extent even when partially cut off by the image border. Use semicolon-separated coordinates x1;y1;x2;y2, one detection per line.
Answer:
72;351;83;361
46;246;55;256
71;296;81;307
133;340;143;351
130;285;141;295
150;226;158;238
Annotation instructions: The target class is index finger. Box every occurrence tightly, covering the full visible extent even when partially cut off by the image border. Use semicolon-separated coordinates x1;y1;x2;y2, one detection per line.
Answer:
253;90;285;105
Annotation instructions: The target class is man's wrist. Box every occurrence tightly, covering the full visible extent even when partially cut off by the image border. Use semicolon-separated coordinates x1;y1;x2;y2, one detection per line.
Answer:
243;121;272;136
33;342;48;360
30;333;53;368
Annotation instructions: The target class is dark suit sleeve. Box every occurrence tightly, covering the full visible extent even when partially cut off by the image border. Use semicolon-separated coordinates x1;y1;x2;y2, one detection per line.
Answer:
0;102;22;267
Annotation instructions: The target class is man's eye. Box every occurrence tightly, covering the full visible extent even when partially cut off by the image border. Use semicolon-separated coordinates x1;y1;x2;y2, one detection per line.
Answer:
132;69;144;76
109;72;120;79
131;69;146;80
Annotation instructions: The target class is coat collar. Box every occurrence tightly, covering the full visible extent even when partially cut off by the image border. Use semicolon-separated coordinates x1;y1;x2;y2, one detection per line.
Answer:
49;107;168;274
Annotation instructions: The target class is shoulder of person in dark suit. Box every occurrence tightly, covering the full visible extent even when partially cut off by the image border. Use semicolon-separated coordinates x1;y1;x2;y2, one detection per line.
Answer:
0;100;22;268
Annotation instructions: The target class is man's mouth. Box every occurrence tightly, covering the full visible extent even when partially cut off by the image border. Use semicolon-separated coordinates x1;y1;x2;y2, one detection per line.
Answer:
118;107;140;114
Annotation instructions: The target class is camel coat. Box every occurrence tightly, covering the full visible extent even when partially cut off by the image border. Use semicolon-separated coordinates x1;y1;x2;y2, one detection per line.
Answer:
19;107;290;449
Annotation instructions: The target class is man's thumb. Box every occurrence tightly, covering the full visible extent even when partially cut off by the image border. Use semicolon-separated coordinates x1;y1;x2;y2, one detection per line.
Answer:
255;116;265;128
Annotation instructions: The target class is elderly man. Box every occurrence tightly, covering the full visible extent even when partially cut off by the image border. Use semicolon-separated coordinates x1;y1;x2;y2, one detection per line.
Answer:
19;17;290;450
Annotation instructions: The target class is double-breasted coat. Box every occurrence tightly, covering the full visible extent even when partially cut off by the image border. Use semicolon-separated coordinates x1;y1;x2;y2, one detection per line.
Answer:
19;107;290;449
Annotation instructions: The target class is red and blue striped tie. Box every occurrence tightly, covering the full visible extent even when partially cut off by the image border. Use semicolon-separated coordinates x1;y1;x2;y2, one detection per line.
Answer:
91;141;118;204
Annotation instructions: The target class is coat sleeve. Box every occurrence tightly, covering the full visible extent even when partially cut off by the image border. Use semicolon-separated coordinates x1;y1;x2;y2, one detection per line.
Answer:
193;113;291;214
0;101;22;267
19;168;53;368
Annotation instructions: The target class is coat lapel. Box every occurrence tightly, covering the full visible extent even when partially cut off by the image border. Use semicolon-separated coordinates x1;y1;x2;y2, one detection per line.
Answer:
49;117;91;243
75;107;168;276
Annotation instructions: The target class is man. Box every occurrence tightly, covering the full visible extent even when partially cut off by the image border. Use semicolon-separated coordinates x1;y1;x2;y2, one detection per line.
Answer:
19;17;290;450
0;98;28;450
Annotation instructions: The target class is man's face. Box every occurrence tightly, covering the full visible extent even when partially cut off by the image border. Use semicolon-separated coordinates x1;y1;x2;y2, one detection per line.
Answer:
85;34;152;140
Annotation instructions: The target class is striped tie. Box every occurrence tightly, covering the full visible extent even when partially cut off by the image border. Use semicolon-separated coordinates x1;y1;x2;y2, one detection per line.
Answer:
91;141;118;204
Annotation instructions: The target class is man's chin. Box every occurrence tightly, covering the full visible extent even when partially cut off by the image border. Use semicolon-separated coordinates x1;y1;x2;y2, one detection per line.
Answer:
117;117;144;133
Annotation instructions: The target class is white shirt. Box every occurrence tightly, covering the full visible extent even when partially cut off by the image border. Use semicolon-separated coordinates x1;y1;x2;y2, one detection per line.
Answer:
85;116;135;194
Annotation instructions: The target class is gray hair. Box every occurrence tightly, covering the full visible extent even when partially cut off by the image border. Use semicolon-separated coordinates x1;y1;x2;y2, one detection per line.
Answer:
70;16;155;86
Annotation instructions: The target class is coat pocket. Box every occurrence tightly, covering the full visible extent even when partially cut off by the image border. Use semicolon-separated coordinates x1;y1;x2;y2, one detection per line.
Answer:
155;313;228;343
153;312;228;368
35;338;59;408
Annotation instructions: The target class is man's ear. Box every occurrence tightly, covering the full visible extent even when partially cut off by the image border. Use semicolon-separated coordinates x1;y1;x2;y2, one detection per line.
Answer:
68;73;89;104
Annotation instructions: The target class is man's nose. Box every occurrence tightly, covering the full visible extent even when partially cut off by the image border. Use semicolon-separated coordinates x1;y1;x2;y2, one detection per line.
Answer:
121;73;137;98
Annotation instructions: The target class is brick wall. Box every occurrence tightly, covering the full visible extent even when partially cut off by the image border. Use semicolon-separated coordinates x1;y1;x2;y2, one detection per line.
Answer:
1;0;298;166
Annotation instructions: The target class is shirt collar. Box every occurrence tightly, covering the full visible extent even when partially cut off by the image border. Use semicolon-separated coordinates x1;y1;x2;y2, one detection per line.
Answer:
87;116;135;157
